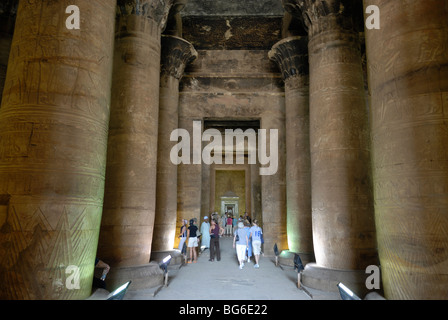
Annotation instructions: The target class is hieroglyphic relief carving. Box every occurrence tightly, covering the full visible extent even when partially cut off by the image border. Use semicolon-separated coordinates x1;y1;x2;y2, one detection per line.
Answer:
365;0;448;299
0;0;115;299
0;201;102;299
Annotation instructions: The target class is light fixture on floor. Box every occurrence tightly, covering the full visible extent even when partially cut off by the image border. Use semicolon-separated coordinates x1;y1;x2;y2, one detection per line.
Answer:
159;255;172;273
293;253;304;272
106;281;132;300
273;243;280;267
294;253;304;289
337;282;361;300
159;255;172;286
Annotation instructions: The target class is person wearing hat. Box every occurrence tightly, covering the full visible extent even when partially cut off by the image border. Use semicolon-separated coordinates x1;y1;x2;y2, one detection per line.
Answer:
200;216;211;250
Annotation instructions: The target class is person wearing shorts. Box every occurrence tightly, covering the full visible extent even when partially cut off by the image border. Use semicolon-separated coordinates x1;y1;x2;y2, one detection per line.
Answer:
187;219;198;263
249;219;263;268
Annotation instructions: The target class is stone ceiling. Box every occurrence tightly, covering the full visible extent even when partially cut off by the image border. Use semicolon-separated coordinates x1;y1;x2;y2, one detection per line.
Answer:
177;0;364;50
178;0;294;50
182;0;285;16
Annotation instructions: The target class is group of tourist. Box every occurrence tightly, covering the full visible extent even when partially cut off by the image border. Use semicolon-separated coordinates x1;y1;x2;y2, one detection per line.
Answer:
222;212;252;237
177;212;263;269
233;219;263;269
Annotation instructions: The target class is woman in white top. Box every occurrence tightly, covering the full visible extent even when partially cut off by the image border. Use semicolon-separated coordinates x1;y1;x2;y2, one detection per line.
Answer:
233;222;248;269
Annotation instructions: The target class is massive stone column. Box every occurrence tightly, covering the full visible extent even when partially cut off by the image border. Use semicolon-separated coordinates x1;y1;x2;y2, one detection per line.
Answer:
176;117;203;225
0;1;116;299
269;36;314;263
152;35;197;253
97;0;173;290
260;109;288;257
250;162;262;223
364;0;448;300
283;0;377;293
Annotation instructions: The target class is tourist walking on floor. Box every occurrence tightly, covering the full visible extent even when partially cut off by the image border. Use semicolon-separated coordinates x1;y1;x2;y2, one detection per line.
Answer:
209;218;224;261
187;219;198;263
233;221;248;269
226;214;233;237
249;219;263;268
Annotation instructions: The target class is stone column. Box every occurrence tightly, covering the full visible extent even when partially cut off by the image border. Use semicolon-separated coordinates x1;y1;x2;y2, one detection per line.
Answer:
283;0;377;294
0;0;17;105
176;117;203;224
209;164;216;213
0;0;116;299
97;0;173;290
260;110;287;257
152;35;197;254
364;0;448;300
251;162;262;223
269;36;314;264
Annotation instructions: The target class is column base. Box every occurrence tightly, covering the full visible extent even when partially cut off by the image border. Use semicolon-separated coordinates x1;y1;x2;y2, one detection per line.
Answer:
301;263;370;297
150;249;185;266
103;262;164;292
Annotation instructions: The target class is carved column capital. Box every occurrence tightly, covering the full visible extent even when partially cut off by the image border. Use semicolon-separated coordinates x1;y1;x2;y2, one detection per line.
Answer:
160;35;197;80
165;0;188;37
171;0;188;14
117;0;175;31
282;0;355;36
269;36;309;84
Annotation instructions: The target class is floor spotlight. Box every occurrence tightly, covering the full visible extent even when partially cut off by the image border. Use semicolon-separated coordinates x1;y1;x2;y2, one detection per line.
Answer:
273;243;280;256
337;282;361;300
273;243;280;267
159;255;172;273
293;253;304;273
159;255;172;286
106;281;132;300
293;253;305;289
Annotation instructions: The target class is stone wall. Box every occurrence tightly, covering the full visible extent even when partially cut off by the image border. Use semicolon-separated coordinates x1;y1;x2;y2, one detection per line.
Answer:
214;170;246;215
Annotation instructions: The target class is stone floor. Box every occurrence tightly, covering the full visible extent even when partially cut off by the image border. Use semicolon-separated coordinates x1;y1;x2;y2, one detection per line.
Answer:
122;237;340;300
